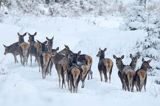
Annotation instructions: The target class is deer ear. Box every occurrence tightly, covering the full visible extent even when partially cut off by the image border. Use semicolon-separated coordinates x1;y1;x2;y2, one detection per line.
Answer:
36;40;41;44
3;44;7;48
17;32;21;36
142;58;145;62
113;55;117;59
52;36;54;40
34;32;37;36
44;41;47;44
147;59;152;63
23;32;27;36
121;55;124;59
78;51;81;55
46;37;49;40
104;48;107;51
64;45;69;49
130;54;133;58
28;33;31;36
56;47;59;51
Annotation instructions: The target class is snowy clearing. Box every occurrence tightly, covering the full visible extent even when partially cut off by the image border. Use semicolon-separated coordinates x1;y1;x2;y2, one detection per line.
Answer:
0;16;160;106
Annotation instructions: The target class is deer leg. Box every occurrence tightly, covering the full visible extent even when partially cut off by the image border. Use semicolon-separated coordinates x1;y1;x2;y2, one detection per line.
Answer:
42;67;46;79
109;65;113;83
20;55;23;65
118;71;124;90
144;76;147;91
81;79;85;88
87;70;90;80
125;75;130;91
90;70;93;79
66;72;70;90
88;65;92;80
75;79;79;93
123;74;129;91
99;71;103;81
104;71;108;82
58;73;61;88
131;78;135;92
13;54;17;63
70;76;74;93
30;54;32;66
137;77;141;92
37;57;41;72
68;75;72;92
61;66;66;89
109;73;111;83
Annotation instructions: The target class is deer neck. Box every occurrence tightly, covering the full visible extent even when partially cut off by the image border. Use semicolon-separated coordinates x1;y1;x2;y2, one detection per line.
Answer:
140;64;148;71
130;61;136;70
99;55;104;61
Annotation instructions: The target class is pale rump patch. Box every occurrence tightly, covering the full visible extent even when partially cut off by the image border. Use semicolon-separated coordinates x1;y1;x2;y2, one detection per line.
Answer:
43;52;52;67
20;42;30;50
71;67;80;86
81;65;90;79
138;70;146;81
127;71;135;84
103;58;113;72
85;55;92;66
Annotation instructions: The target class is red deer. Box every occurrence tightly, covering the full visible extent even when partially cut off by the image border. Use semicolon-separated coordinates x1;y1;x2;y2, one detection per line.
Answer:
130;54;140;70
46;36;54;52
3;32;27;63
41;51;55;79
97;48;113;83
57;46;81;89
28;32;38;66
122;65;135;91
68;66;81;93
59;45;92;88
48;47;59;75
113;54;140;91
67;50;81;93
133;58;152;92
113;55;126;90
36;40;51;79
56;53;70;89
78;54;93;81
50;50;65;87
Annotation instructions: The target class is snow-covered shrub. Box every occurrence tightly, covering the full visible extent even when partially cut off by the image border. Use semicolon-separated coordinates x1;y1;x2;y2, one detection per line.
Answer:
134;12;160;75
0;0;126;16
122;5;147;30
122;1;160;31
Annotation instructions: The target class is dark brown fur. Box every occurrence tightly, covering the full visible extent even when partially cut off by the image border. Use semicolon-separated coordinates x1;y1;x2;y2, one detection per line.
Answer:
113;55;126;90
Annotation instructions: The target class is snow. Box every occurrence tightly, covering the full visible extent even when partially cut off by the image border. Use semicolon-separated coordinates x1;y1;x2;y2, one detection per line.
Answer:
0;15;160;106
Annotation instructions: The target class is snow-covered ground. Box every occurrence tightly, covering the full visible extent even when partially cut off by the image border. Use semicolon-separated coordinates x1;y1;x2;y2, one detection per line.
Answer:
0;15;160;106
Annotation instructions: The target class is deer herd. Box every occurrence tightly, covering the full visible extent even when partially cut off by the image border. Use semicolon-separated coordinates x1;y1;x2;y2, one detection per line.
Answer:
3;32;152;93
